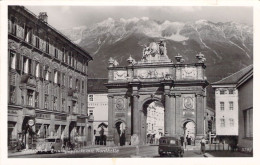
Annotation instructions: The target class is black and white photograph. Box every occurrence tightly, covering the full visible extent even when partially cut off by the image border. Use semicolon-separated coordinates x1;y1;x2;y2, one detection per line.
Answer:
1;0;259;163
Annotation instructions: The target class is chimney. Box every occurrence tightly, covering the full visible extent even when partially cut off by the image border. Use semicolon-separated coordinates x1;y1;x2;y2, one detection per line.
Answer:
38;12;48;23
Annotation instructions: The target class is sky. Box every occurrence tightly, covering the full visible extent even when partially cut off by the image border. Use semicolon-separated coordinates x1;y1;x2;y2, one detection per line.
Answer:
25;6;253;30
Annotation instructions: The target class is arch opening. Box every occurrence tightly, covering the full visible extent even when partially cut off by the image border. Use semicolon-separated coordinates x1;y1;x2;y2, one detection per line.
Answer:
114;121;126;146
142;100;164;145
182;120;196;146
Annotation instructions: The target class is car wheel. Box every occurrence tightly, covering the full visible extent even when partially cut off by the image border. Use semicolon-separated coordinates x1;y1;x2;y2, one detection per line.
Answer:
180;151;184;157
50;148;55;154
159;153;164;157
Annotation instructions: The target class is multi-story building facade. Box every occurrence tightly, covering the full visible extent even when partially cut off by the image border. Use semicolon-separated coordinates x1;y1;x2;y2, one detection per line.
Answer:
87;78;108;145
8;6;93;149
146;102;164;137
212;65;253;146
236;66;253;153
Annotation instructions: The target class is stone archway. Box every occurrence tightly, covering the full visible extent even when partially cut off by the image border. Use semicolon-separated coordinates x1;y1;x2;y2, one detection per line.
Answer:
114;121;126;146
183;120;196;146
105;41;208;146
140;98;164;145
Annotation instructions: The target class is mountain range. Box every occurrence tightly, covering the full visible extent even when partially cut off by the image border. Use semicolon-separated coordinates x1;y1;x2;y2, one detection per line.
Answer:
61;17;253;108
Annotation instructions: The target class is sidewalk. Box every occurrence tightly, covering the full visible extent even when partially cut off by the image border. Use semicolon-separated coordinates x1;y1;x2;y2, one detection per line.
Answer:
8;145;106;157
204;151;252;157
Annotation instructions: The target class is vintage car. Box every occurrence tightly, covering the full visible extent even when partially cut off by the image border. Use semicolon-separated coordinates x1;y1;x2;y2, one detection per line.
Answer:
158;136;184;157
36;138;63;154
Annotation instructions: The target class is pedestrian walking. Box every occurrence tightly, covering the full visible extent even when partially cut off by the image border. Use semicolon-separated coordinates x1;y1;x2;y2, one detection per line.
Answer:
200;137;206;154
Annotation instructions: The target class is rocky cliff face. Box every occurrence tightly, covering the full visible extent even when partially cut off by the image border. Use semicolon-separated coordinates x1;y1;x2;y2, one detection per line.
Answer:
61;18;253;108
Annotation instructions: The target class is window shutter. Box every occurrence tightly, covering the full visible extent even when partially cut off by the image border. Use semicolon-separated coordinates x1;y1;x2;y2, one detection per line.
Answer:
51;70;54;82
39;64;43;78
16;53;20;71
43;66;47;80
29;59;33;75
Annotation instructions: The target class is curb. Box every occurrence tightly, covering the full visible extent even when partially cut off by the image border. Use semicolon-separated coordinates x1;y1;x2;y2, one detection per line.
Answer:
204;153;214;157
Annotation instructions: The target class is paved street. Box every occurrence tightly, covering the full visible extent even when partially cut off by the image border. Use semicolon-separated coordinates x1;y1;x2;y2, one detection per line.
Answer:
9;145;205;158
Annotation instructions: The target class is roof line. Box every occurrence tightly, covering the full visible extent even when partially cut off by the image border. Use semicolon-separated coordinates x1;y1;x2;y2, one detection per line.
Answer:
212;64;253;85
22;6;93;61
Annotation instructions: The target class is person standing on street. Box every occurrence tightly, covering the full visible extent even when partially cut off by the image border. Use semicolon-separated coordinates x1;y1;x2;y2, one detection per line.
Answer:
200;137;206;154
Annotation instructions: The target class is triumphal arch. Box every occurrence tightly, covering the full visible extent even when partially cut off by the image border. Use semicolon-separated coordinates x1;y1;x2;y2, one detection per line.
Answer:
105;41;208;146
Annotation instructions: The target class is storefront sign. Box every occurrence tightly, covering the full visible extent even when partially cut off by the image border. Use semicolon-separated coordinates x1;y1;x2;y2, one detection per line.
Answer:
36;113;51;119
55;115;67;121
8;110;17;114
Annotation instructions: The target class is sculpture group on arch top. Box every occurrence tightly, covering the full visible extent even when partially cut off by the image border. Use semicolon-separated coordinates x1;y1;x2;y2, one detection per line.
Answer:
106;40;209;146
108;40;207;81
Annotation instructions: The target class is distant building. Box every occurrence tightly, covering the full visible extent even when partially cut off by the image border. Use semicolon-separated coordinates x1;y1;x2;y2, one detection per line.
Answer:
212;65;253;150
146;102;164;137
87;78;108;145
8;6;93;149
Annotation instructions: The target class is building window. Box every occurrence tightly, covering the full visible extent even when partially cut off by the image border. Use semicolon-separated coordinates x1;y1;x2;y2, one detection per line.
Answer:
68;106;71;114
220;102;224;111
27;89;34;106
54;71;58;84
62;98;65;112
89;110;93;116
62;48;65;62
23;57;29;74
35;62;40;77
220;90;225;95
53;96;57;111
89;95;94;102
61;73;65;86
220;119;225;127
21;96;24;105
9;85;16;104
76;79;79;91
24;26;32;43
68;54;71;65
69;77;73;88
44;67;50;81
46;39;49;54
54;48;58;58
72;101;77;114
35;92;39;108
229;89;234;94
244;109;253;138
35;37;40;48
71;54;74;67
10;17;17;35
10;51;16;69
229;118;234;127
82;81;84;93
229;101;233;110
44;94;48;109
22;57;33;75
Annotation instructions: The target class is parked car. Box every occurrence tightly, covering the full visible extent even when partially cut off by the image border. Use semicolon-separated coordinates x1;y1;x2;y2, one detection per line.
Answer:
158;136;184;157
36;138;64;154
